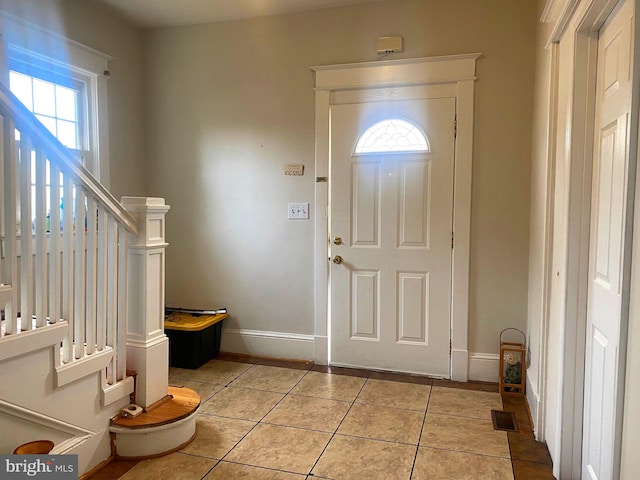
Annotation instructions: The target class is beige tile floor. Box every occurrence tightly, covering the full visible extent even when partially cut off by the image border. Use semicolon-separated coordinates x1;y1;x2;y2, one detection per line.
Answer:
92;357;555;480
89;356;553;480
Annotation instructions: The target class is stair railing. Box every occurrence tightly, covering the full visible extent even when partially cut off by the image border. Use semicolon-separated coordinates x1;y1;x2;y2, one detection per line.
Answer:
0;81;137;387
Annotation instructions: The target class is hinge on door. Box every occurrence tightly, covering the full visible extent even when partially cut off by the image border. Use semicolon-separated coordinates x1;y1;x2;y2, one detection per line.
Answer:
449;340;452;355
451;232;454;249
454;115;457;138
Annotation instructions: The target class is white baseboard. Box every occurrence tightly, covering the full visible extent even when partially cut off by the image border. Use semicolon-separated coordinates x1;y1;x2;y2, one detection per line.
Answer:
451;348;469;382
468;352;500;383
526;374;543;440
219;333;501;385
220;328;314;361
313;335;328;365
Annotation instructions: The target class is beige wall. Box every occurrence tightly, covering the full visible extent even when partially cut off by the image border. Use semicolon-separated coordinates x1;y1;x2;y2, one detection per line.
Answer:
144;0;537;354
0;0;146;199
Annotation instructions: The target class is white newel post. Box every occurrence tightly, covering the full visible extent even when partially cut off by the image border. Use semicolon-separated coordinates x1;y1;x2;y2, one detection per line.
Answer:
122;197;170;408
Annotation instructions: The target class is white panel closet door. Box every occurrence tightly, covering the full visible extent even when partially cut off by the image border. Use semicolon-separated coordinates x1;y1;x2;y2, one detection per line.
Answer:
583;0;634;478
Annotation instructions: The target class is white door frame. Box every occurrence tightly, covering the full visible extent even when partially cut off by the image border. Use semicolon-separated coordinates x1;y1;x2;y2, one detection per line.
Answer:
539;0;640;477
311;54;479;381
530;39;558;445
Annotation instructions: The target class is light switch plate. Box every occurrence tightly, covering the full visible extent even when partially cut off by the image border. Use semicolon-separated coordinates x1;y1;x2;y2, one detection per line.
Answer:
288;203;309;219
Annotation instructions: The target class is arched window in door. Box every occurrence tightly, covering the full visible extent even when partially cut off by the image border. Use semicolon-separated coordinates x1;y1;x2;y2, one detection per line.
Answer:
354;118;430;154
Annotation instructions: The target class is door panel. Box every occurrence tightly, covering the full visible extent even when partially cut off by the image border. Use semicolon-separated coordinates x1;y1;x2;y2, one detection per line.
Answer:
351;270;379;339
399;161;431;248
352;162;380;246
583;0;633;478
330;97;455;376
397;272;428;344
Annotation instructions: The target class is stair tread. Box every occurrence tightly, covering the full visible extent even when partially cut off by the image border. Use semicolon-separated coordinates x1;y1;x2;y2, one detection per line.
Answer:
111;386;200;429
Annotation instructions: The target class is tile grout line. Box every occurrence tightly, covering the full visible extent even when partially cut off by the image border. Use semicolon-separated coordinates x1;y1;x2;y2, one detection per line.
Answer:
222;368;464;477
415;444;513;460
176;363;270;475
215;364;315;469
188;362;261;479
315;431;427;448
408;384;433;479
198;457;219;480
96;362;514;480
101;363;523;480
273;391;352;404
411;388;515;475
305;372;371;477
217;458;313;477
350;398;433;413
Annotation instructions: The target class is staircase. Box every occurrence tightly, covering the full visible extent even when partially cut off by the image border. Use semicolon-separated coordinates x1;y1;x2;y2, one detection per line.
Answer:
0;82;196;475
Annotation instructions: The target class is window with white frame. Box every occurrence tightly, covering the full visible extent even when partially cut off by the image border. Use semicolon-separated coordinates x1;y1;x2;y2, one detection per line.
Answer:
1;15;111;232
9;70;84;151
6;47;100;230
1;14;111;184
8;46;95;172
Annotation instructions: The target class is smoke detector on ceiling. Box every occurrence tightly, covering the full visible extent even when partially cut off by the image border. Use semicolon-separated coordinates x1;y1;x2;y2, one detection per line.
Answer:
377;36;404;55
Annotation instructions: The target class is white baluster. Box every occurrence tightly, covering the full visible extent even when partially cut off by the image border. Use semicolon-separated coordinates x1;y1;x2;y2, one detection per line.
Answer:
61;175;74;363
19;137;32;331
49;161;61;325
117;224;128;382
34;147;47;328
1;116;18;335
96;205;108;351
106;215;117;384
73;187;86;359
85;196;97;355
107;215;118;384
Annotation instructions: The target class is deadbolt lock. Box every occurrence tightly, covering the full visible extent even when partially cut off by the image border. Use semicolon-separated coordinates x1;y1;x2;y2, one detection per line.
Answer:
333;237;343;245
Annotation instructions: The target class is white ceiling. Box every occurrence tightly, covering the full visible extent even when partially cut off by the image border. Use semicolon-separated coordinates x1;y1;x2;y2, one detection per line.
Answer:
92;0;386;29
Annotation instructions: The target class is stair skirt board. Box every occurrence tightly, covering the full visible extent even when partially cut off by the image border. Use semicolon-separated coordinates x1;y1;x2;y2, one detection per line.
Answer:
0;322;68;362
0;400;95;455
110;412;197;458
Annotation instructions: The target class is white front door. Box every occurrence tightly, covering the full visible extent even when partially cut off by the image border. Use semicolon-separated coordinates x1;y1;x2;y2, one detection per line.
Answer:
583;0;634;478
330;97;455;376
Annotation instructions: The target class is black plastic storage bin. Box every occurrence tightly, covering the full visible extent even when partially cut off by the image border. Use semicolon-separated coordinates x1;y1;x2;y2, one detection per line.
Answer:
164;311;228;369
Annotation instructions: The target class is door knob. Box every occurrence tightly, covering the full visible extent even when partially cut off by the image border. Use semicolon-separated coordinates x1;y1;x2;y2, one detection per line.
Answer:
333;237;343;245
332;255;343;264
